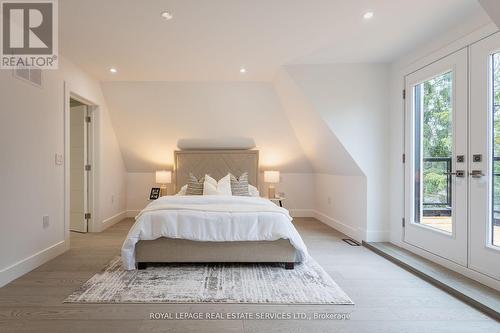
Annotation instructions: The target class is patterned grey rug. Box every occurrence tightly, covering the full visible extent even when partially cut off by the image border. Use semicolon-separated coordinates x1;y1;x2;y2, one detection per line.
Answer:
65;257;353;304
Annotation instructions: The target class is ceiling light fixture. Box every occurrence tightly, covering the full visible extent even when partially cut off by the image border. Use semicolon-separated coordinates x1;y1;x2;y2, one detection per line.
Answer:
161;11;173;20
363;11;374;19
240;68;247;73
109;68;117;74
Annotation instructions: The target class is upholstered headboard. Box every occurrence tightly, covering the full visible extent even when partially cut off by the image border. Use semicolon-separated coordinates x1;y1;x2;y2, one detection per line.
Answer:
174;150;259;191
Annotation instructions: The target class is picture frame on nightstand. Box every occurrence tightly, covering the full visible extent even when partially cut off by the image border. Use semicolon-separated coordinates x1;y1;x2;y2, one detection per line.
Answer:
149;187;161;200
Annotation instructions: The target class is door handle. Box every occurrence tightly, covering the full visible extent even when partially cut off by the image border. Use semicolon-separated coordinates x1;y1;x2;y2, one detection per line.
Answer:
469;170;484;178
444;170;465;177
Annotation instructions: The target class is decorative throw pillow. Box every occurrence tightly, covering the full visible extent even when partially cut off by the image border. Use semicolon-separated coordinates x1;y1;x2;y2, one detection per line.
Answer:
217;173;232;196
248;184;260;197
204;174;218;187
230;172;250;196
203;181;219;195
185;174;204;195
175;184;188;196
203;174;232;196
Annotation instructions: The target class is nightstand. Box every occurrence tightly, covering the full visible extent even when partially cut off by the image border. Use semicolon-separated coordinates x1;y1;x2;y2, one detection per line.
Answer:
267;197;285;207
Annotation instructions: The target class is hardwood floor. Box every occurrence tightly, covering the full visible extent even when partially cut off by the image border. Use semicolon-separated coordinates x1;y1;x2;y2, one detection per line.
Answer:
0;218;497;332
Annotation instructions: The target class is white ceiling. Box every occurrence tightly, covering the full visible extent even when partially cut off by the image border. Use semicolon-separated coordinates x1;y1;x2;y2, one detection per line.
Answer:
60;0;488;81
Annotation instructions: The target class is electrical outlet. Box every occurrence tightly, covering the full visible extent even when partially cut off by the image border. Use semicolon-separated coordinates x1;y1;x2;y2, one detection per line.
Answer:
111;195;115;204
327;196;332;205
55;153;63;165
42;215;49;228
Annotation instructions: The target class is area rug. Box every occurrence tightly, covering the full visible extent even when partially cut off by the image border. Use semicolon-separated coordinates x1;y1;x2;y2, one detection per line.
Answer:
64;257;353;304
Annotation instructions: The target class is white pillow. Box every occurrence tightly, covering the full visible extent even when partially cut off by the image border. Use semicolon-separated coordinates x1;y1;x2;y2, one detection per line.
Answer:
248;184;260;197
203;174;232;196
204;174;217;187
217;174;232;196
175;184;188;195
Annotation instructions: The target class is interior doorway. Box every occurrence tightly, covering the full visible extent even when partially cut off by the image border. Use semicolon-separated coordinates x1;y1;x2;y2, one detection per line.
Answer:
69;98;93;233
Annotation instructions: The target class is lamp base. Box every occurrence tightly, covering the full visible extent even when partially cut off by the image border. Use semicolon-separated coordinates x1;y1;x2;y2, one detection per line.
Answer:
268;186;276;199
160;185;167;197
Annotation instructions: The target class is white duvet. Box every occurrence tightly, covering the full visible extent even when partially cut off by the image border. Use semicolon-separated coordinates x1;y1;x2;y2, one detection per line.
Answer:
121;195;308;270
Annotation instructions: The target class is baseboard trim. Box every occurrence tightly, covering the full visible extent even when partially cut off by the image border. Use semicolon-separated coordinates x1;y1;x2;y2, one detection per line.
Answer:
0;240;68;288
313;210;361;241
365;229;390;242
126;210;140;218
100;210;128;232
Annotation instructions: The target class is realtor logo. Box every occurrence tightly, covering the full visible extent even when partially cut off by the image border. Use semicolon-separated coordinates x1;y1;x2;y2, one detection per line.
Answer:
1;0;58;69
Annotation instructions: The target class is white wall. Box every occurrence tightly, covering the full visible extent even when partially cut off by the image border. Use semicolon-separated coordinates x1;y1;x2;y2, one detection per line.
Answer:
273;64;390;241
313;174;366;241
62;61;128;232
286;64;390;241
0;57;127;287
101;81;313;173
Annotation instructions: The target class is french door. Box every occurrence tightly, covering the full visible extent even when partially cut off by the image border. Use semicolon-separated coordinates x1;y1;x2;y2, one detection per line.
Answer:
405;34;500;280
404;48;468;266
469;33;500;280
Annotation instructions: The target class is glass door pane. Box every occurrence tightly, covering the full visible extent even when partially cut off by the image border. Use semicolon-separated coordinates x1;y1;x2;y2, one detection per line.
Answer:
414;72;453;233
491;53;500;247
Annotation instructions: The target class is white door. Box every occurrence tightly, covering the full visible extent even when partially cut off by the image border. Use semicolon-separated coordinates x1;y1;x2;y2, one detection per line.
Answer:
70;104;89;233
469;33;500;280
404;48;468;266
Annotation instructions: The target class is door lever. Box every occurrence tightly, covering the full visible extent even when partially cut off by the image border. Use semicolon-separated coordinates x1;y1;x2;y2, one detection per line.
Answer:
469;170;484;178
444;170;465;177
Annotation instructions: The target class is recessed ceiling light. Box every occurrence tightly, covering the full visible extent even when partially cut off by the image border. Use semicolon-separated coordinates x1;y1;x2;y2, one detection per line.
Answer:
240;68;247;73
109;68;117;74
161;11;173;20
363;11;374;19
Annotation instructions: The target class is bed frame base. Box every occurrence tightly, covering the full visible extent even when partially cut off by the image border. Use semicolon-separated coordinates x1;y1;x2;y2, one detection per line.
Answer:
135;238;297;270
136;262;295;270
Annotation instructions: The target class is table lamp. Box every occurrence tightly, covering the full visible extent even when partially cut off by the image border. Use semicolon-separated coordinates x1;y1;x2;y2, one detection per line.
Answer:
155;170;172;196
264;171;280;198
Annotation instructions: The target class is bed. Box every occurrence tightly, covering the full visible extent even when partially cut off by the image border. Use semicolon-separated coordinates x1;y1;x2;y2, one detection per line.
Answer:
121;150;308;270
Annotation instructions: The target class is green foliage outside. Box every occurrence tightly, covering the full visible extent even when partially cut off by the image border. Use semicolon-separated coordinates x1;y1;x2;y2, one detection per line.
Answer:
493;54;500;216
421;54;500;216
421;72;452;207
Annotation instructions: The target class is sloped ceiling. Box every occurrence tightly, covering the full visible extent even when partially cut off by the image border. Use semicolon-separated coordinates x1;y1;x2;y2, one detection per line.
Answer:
101;81;313;173
479;0;500;28
273;69;363;176
283;64;390;178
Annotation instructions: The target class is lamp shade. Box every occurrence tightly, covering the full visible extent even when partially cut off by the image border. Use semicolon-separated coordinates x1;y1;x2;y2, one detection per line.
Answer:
155;170;172;184
264;171;280;184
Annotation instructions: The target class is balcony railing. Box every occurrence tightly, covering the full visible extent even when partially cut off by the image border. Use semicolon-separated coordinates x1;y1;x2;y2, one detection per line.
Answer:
423;157;452;217
421;156;500;226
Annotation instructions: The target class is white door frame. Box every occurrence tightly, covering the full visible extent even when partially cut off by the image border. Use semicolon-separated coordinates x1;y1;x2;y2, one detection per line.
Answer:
64;82;98;240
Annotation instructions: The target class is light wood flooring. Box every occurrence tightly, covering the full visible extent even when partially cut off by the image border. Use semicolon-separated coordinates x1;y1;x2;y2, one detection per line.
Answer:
0;218;497;332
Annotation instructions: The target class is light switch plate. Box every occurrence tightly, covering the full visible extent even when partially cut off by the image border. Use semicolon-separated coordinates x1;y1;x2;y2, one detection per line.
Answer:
42;215;49;228
55;153;63;165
